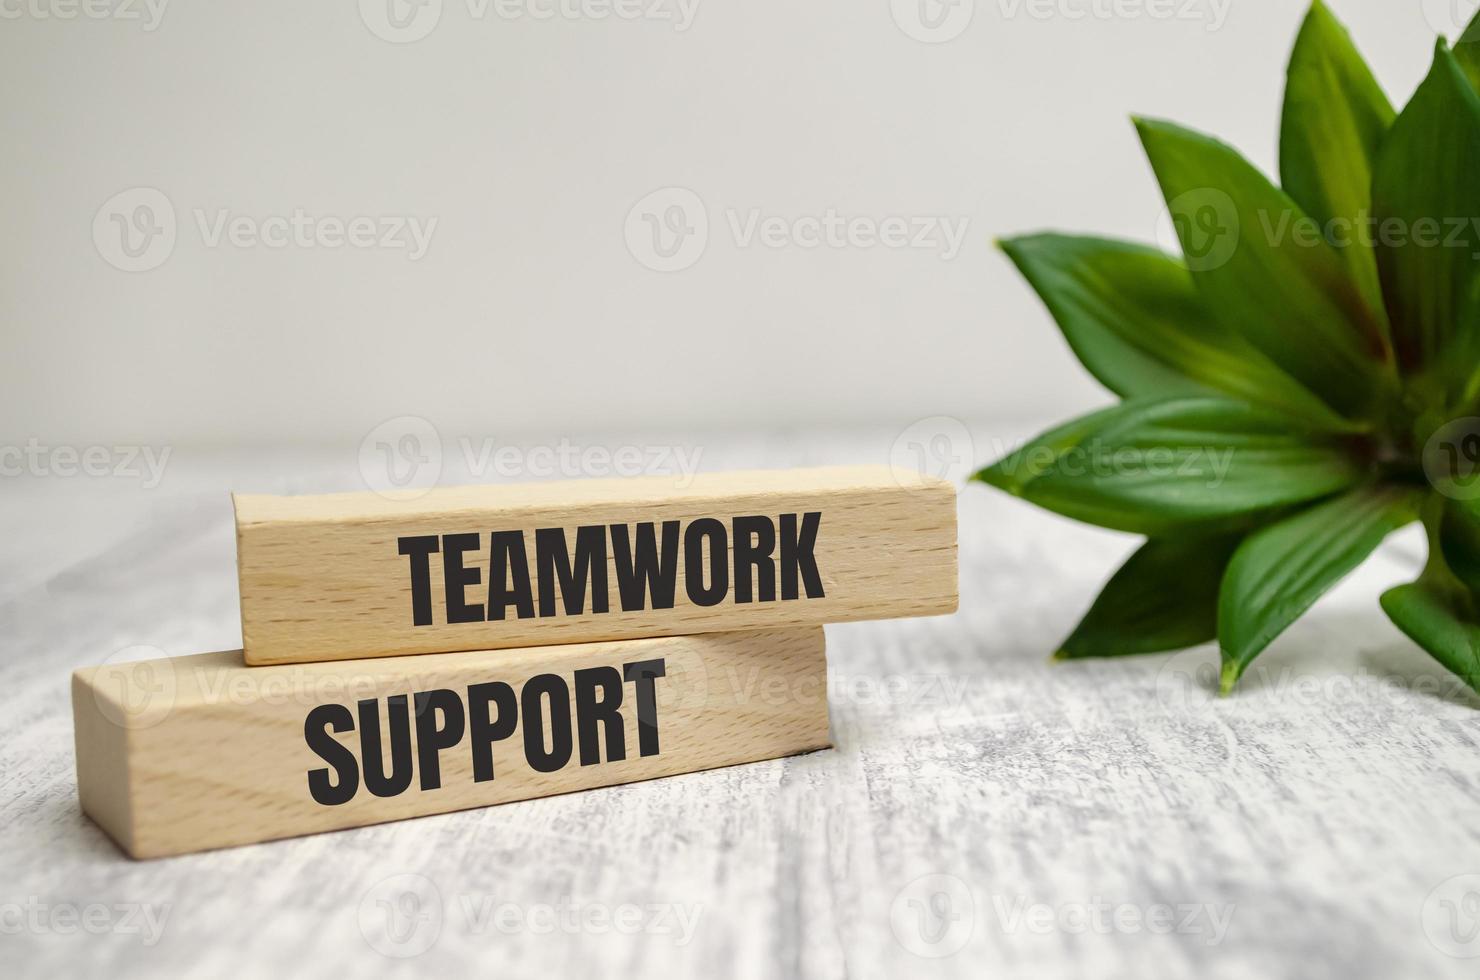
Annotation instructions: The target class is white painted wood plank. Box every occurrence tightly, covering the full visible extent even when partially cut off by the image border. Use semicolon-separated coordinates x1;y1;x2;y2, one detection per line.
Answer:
3;427;1478;979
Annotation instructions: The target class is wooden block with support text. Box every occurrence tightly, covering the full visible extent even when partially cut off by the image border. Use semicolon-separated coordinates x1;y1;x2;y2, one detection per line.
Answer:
234;466;957;665
73;627;829;859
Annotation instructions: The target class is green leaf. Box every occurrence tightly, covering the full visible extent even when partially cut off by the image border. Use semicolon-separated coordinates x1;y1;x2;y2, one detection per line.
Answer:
974;396;1368;536
1456;12;1480;92
998;234;1348;426
1057;534;1242;659
1218;485;1420;691
975;403;1126;497
1279;1;1394;331
1371;42;1480;375
1454;277;1480;406
1381;581;1480;694
1440;497;1480;595
1136;117;1393;421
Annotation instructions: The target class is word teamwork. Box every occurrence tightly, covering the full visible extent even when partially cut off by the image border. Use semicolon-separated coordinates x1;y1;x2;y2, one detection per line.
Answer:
234;467;958;665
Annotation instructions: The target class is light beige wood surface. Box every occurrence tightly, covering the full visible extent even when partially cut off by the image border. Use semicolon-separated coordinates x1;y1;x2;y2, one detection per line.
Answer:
234;466;957;665
73;628;830;859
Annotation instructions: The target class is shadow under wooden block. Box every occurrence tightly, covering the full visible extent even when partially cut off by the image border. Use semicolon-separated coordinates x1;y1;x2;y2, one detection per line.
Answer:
73;627;830;858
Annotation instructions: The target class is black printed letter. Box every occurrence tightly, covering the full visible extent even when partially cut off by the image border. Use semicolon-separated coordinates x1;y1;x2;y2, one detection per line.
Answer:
398;535;440;626
305;703;359;806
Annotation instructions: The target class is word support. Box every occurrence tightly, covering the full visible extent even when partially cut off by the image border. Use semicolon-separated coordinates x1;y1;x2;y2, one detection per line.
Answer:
73;629;829;858
305;659;667;805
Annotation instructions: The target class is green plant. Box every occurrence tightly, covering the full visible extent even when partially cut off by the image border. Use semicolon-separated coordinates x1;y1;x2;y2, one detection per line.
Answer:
977;1;1480;695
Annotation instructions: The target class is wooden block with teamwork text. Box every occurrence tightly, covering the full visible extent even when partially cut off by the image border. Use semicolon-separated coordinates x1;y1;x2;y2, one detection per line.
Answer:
73;628;829;859
234;466;957;666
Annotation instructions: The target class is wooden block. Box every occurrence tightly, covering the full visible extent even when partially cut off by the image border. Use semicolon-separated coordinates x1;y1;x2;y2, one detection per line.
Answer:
73;628;829;859
234;466;956;665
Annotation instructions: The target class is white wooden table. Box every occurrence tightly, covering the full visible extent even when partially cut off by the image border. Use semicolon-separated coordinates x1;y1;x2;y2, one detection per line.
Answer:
4;425;1478;979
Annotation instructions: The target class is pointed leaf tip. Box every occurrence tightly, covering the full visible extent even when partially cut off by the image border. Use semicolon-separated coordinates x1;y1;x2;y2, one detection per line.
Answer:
1280;0;1393;333
979;397;1366;536
1137;115;1394;419
1058;534;1240;660
996;233;1349;421
1217;487;1419;682
1372;35;1480;376
1381;580;1480;695
970;464;1018;495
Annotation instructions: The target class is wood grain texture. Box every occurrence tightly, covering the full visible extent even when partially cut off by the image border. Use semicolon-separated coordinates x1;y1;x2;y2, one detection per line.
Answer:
73;628;828;859
234;466;957;665
7;429;1480;979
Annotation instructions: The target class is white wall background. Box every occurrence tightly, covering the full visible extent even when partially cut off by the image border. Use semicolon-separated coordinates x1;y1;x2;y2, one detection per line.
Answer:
0;0;1469;447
